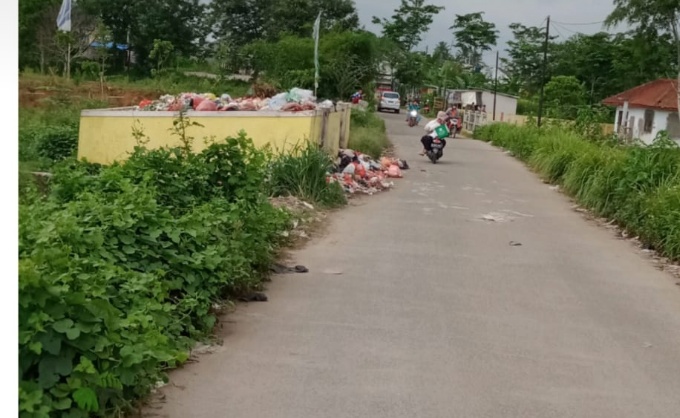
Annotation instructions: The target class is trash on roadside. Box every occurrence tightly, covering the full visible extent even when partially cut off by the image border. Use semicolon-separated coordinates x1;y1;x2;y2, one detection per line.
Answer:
136;87;331;113
509;241;522;246
327;148;408;195
270;263;309;274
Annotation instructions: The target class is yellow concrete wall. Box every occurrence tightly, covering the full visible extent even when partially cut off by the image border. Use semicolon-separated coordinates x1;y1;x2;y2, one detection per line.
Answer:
78;104;351;164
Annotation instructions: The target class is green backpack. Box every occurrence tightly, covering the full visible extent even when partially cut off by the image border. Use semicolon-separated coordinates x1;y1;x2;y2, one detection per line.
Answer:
434;124;450;139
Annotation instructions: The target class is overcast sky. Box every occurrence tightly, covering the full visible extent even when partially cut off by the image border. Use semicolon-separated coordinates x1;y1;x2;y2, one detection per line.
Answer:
355;0;625;67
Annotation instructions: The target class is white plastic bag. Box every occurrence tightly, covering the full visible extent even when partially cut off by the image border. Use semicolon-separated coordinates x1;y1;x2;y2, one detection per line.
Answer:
288;87;315;103
269;93;288;111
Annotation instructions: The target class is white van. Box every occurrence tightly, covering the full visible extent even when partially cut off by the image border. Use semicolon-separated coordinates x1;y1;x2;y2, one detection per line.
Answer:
378;91;401;113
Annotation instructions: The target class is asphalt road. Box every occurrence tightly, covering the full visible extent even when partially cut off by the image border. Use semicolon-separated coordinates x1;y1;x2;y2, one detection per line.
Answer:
146;112;680;418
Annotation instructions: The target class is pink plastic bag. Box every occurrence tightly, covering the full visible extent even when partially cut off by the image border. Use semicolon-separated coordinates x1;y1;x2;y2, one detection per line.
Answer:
196;100;217;111
387;164;402;178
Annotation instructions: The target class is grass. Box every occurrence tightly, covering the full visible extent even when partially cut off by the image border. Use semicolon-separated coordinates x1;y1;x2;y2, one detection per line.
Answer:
268;142;347;208
20;70;250;98
475;123;680;261
348;109;391;158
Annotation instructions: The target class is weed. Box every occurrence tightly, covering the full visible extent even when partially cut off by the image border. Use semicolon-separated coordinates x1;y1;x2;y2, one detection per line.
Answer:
268;141;346;208
348;109;390;159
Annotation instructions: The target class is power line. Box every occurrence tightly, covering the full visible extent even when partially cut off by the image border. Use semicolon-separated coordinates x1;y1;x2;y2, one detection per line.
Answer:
551;20;605;26
551;23;569;41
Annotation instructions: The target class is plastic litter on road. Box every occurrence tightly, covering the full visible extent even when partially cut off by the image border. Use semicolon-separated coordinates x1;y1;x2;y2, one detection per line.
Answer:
328;148;409;195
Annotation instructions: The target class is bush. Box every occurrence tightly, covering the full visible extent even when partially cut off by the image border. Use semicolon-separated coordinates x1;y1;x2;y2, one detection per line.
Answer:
268;142;346;208
348;109;390;159
19;134;294;417
35;125;79;162
475;123;680;260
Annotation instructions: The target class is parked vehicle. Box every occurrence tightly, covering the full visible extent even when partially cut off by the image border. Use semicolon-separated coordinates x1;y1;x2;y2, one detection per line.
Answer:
378;91;401;113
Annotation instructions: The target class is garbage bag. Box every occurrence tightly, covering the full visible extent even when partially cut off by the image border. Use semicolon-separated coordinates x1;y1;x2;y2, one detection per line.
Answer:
196;100;217;111
269;93;288;110
387;164;402;178
288;87;315;103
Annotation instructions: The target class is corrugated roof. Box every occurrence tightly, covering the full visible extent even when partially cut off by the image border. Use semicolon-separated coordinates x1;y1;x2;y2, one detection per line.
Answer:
602;78;678;111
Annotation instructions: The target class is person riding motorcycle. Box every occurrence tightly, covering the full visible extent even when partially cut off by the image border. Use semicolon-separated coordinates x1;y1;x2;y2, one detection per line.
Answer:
419;111;447;156
406;101;421;124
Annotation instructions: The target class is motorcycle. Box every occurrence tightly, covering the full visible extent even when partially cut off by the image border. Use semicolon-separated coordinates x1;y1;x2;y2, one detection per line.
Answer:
446;116;462;138
407;109;419;127
428;138;445;164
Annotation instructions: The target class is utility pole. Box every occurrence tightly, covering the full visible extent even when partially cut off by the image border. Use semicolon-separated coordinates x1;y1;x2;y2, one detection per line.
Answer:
492;50;499;121
537;15;550;127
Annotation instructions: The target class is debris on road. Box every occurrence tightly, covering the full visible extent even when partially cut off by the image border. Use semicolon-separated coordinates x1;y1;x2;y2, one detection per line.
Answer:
239;292;268;302
509;241;523;246
270;263;309;274
327;148;408;195
136;88;336;112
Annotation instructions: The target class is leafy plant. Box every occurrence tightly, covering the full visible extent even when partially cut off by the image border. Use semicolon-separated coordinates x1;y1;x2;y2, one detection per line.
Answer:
268;141;346;208
19;131;298;417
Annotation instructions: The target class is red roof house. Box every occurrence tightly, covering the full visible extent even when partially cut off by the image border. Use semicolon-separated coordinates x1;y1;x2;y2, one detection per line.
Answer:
602;79;680;143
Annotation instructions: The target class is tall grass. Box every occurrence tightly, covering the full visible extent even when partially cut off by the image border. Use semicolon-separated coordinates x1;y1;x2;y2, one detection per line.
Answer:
268;142;347;208
348;109;390;158
475;123;680;261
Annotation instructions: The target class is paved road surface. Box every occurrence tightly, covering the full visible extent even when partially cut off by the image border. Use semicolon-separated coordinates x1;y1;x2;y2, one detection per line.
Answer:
147;113;680;418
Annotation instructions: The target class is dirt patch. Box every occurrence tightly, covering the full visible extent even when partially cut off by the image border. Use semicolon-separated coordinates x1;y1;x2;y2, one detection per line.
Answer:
19;77;161;109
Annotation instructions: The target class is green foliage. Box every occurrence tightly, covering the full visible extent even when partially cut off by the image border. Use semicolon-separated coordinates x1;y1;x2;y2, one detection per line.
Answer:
371;0;444;52
18;131;308;417
543;75;587;119
268;142;347;208
348;109;391;159
475;123;680;260
35;125;80;162
149;39;175;78
450;12;498;69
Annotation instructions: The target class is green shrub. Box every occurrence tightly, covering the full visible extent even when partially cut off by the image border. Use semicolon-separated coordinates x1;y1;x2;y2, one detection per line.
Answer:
35;124;79;162
19;134;293;417
348;109;390;159
268;141;346;208
474;123;680;261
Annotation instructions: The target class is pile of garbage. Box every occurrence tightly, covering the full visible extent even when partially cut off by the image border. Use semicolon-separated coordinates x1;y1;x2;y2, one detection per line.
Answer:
328;149;408;195
136;88;334;112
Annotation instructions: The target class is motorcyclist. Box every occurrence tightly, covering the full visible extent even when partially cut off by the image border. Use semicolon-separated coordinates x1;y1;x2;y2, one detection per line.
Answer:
419;111;447;156
406;100;421;123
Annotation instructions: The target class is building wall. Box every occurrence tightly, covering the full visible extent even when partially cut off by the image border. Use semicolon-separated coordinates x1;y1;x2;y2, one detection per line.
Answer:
613;106;680;144
77;105;350;165
481;92;517;120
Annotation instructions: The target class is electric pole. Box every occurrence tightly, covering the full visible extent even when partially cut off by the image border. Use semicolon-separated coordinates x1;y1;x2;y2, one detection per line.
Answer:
537;15;550;127
493;50;499;121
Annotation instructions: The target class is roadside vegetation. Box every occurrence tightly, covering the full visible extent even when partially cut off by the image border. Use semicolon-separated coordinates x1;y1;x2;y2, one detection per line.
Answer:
474;120;680;261
348;109;390;158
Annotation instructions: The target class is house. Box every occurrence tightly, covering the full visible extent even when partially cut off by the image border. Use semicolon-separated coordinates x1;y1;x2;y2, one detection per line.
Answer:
445;89;518;119
602;79;679;144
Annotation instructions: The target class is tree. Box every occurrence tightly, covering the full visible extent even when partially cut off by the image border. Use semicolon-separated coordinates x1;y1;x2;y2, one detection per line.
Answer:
544;75;587;118
81;0;207;70
371;0;444;52
450;12;498;69
92;21;114;93
210;0;359;49
605;0;680;113
431;41;452;62
501;23;557;96
149;39;175;77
